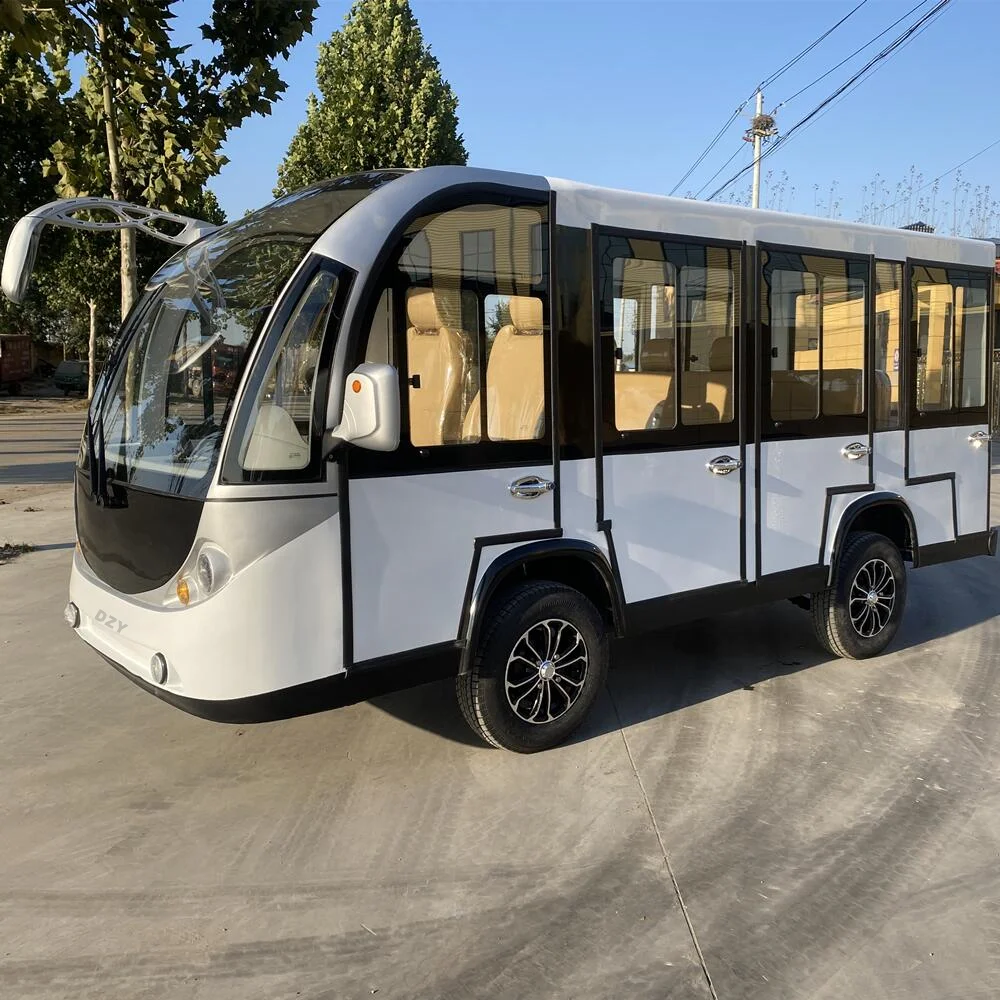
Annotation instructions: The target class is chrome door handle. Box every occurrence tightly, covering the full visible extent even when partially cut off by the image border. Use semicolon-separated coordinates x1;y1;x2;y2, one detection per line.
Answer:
841;441;870;461
706;455;742;476
968;430;990;449
508;475;555;499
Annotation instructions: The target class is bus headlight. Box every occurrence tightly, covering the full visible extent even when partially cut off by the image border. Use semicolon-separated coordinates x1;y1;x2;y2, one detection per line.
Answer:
170;543;232;607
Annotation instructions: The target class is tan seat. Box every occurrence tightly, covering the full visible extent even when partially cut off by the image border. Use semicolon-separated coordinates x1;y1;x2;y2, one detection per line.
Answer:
821;368;865;416
681;334;733;425
406;290;469;446
614;338;674;430
770;370;820;420
462;295;545;441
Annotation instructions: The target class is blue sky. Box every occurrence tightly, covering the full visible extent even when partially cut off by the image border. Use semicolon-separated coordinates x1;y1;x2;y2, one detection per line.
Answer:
172;0;997;234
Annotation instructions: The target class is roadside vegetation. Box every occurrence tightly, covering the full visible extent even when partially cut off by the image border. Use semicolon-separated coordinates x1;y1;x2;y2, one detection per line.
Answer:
0;542;35;565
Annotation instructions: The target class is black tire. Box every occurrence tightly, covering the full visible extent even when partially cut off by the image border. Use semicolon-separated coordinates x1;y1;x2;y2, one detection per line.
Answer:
811;531;907;659
457;581;609;752
8;382;21;396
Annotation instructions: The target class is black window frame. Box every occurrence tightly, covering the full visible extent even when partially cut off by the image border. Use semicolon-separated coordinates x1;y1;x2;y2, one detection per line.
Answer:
907;258;992;429
595;225;745;453
758;242;870;440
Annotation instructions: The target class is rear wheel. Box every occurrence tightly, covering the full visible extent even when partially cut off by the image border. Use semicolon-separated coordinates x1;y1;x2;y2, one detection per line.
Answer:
811;531;906;659
457;581;609;752
8;382;21;396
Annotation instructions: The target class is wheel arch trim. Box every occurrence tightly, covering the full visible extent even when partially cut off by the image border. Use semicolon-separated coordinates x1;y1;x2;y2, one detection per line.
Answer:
827;492;918;584
458;538;625;675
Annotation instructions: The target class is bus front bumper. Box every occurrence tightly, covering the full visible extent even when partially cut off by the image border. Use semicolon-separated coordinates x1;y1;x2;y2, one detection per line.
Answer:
66;547;347;720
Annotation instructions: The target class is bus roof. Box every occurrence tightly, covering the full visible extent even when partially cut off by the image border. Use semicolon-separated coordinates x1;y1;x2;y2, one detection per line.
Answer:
546;175;995;268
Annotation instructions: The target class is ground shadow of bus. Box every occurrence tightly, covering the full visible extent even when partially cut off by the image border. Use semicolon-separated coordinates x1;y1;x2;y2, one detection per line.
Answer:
369;551;1000;748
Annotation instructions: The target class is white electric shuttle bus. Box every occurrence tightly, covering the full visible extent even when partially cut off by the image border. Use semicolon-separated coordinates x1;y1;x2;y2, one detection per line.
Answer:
3;167;995;752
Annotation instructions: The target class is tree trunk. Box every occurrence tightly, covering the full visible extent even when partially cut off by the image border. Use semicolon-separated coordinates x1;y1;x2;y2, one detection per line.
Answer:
88;300;98;401
96;21;136;318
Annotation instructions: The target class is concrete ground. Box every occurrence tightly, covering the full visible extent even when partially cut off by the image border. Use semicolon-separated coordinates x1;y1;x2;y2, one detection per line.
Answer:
2;411;999;1000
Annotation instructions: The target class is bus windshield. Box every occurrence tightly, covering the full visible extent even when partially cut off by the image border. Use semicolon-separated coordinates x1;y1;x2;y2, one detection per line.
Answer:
82;172;403;499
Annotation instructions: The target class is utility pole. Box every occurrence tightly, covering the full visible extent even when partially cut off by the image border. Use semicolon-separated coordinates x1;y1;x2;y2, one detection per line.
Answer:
745;90;778;209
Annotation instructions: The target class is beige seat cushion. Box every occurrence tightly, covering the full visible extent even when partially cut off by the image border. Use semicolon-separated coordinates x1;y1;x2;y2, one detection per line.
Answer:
463;295;545;442
682;334;733;425
771;370;819;420
614;337;674;430
406;289;469;446
821;367;864;416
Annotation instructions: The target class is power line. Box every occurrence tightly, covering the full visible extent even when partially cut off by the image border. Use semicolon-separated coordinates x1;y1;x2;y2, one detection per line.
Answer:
759;0;869;91
693;144;749;200
706;0;954;202
774;0;934;111
752;0;953;171
668;102;751;197
879;136;1000;216
669;0;869;196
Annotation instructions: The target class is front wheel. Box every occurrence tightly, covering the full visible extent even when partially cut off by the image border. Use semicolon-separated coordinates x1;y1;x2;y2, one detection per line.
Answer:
457;581;609;752
811;531;907;659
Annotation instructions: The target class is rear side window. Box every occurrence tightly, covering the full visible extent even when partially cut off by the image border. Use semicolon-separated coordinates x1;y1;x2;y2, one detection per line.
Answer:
761;250;867;427
911;265;989;413
597;235;740;436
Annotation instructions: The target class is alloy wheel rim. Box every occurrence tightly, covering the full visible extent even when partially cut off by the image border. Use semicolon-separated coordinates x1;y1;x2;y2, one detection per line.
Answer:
849;558;895;638
504;618;589;725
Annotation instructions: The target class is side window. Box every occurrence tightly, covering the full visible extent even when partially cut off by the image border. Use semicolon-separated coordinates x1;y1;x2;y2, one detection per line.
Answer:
912;266;989;413
763;251;866;424
874;261;902;431
395;202;548;447
598;235;739;434
240;269;337;471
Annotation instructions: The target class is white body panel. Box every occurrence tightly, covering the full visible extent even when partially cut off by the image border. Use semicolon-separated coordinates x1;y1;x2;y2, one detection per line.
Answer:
350;466;555;662
69;515;343;701
760;437;871;576
558;458;611;556
603;448;743;602
909;424;990;536
871;430;953;548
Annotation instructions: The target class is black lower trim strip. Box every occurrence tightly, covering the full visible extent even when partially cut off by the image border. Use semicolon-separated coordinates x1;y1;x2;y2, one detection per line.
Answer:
95;641;461;725
917;529;997;568
624;565;827;635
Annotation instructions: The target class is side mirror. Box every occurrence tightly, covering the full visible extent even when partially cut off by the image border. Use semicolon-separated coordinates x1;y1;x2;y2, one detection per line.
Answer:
327;363;400;453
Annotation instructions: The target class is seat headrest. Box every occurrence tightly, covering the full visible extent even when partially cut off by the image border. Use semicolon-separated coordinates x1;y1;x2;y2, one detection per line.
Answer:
508;295;544;333
640;338;674;373
407;290;444;331
709;336;733;372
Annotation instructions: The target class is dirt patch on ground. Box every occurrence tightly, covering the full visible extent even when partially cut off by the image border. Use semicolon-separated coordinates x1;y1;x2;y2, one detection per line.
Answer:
0;396;89;415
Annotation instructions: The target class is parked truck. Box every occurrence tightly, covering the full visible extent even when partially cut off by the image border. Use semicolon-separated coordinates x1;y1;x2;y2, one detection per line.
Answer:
0;335;32;395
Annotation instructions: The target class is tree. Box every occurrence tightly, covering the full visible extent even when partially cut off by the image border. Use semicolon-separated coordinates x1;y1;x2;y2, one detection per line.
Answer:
0;33;65;342
34;230;115;386
275;0;467;196
7;0;317;318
